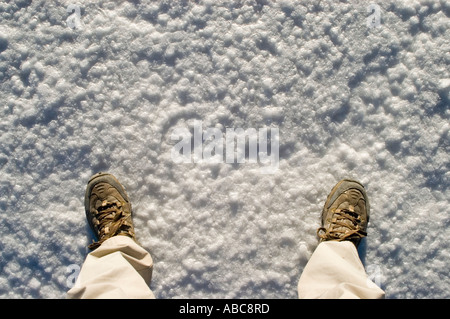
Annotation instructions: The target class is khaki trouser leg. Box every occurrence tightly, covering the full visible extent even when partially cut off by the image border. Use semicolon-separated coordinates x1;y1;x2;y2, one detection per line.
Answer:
298;241;385;299
67;236;155;299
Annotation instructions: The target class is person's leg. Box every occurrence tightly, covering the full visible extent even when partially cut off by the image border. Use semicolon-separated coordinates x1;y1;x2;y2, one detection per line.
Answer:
297;179;385;299
67;236;155;299
298;241;384;298
67;172;155;299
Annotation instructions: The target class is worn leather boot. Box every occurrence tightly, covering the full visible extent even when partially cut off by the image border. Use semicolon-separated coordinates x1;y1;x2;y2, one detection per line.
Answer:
85;172;136;250
317;179;369;247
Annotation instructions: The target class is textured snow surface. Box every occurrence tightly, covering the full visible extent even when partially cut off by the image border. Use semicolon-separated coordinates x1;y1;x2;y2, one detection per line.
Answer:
0;0;449;298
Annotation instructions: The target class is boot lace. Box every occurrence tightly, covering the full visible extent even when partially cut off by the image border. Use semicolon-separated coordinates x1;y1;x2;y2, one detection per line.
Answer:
88;201;134;250
317;209;367;243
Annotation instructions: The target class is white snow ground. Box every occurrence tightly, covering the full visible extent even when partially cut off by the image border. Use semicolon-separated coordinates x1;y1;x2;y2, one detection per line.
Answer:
0;0;449;299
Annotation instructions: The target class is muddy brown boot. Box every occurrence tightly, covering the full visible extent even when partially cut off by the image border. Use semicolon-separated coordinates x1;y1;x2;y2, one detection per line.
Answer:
85;172;136;250
317;179;369;247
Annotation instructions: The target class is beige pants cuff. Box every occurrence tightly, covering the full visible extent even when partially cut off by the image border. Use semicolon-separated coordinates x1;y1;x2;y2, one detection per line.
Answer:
67;236;155;299
67;236;384;299
298;241;385;299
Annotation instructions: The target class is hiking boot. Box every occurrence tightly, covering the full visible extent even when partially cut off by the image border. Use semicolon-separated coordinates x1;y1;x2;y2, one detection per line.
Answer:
317;179;369;247
85;172;136;250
